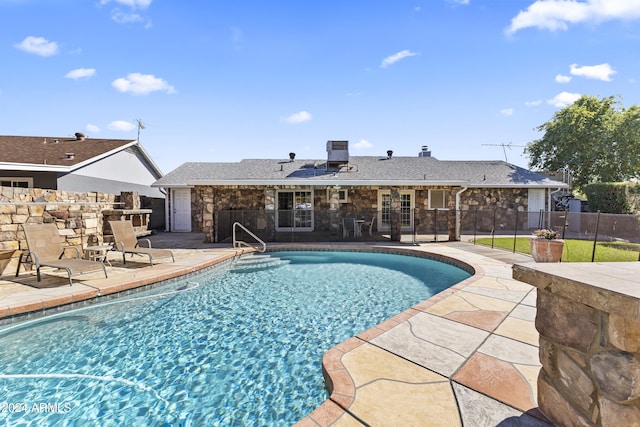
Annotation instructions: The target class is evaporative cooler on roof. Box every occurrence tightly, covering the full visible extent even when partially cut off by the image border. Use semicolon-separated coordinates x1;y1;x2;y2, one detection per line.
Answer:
326;140;349;169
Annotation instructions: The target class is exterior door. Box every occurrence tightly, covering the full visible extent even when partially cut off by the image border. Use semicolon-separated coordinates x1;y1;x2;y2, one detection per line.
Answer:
172;188;192;232
528;189;546;229
377;190;414;232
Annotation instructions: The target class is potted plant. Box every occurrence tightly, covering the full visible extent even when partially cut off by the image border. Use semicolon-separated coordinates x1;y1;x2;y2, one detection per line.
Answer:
530;229;564;262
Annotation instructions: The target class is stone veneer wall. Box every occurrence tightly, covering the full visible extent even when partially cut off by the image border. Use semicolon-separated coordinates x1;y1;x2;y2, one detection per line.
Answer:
191;185;528;242
0;186;117;274
191;185;533;243
513;264;640;427
459;188;530;232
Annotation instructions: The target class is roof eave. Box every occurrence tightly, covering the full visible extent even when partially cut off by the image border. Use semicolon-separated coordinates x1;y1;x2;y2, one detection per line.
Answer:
183;179;471;186
155;179;569;189
468;183;569;189
0;162;71;172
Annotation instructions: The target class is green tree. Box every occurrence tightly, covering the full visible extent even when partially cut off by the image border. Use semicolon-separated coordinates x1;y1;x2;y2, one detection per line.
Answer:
526;95;640;190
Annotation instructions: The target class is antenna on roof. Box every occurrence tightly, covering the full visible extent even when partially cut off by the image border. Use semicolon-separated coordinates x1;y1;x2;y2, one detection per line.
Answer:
135;118;145;142
481;142;525;162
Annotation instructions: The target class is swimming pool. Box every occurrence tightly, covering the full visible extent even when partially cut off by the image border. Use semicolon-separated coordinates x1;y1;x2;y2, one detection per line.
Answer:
0;250;471;426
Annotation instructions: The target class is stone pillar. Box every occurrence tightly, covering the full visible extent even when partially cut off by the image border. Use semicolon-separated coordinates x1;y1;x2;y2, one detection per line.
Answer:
513;263;640;426
389;187;401;241
120;192;140;210
202;187;214;243
447;189;458;241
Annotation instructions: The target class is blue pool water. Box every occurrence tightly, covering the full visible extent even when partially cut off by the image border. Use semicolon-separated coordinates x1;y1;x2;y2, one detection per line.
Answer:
0;250;470;426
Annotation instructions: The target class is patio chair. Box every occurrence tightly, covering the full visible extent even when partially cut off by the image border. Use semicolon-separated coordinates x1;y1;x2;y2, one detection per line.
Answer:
365;216;375;237
20;223;107;286
342;218;357;238
109;220;175;266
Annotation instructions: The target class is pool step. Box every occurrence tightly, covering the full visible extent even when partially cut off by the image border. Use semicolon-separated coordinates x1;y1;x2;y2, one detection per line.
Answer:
229;254;290;273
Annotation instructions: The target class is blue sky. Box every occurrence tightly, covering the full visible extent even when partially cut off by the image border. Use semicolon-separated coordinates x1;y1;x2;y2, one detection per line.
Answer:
2;0;640;173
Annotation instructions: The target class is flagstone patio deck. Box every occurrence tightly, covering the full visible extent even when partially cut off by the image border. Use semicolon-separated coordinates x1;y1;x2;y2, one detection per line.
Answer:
0;233;551;426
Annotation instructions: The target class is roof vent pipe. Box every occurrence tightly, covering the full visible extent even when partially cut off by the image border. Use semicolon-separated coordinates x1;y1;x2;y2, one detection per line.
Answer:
74;132;86;141
289;152;296;162
387;150;393;159
65;153;75;160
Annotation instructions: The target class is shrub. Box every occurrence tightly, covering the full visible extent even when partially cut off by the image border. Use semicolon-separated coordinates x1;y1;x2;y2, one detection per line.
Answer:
584;182;639;214
532;229;560;239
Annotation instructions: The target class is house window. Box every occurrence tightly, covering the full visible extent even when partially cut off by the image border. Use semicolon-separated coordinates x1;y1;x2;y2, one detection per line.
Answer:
377;190;415;231
276;190;313;231
429;189;448;209
326;188;348;203
0;177;32;188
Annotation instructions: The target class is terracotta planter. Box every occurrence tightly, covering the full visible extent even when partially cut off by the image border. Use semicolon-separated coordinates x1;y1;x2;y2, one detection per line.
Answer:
530;238;564;262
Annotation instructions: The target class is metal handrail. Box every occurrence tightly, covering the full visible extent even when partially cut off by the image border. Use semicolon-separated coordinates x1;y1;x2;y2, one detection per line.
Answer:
232;222;266;252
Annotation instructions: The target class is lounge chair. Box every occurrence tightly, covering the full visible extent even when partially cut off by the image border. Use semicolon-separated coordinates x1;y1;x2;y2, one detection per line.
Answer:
20;223;107;286
109;221;175;266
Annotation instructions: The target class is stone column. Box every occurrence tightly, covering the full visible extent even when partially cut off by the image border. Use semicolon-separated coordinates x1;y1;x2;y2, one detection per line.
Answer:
389;187;401;241
202;187;214;243
513;263;640;426
120;192;140;210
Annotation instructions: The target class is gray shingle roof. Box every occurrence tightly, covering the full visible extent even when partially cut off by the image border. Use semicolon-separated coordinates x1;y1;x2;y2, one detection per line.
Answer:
0;135;135;167
153;156;567;188
0;135;163;178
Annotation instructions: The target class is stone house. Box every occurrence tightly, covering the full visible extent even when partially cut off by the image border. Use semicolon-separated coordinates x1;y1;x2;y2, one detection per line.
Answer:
152;142;568;242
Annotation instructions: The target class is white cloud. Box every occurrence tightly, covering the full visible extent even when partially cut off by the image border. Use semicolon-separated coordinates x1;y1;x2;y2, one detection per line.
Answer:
283;111;312;124
500;108;514;116
85;124;100;133
354;139;373;149
570;63;616;81
65;68;96;80
111;10;144;24
525;99;543;107
555;74;572;83
448;0;470;5
506;0;640;35
112;73;176;95
107;120;136;132
100;0;151;9
380;50;418;68
548;91;581;107
14;36;59;57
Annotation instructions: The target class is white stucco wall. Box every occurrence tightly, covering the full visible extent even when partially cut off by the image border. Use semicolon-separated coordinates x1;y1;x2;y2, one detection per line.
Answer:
71;149;159;184
57;148;164;198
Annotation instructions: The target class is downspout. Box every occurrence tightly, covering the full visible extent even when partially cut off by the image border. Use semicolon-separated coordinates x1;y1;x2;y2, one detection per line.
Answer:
455;186;468;241
160;187;170;232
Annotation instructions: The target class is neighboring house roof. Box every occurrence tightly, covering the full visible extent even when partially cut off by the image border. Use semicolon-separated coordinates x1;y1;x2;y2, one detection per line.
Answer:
0;135;163;177
153;156;567;189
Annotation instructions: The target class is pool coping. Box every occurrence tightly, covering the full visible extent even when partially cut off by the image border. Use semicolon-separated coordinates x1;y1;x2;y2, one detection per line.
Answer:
0;242;547;425
289;243;548;426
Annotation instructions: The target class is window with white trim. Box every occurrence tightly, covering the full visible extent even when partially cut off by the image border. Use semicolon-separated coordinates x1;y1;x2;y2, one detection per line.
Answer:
428;189;448;209
276;190;314;231
0;177;32;188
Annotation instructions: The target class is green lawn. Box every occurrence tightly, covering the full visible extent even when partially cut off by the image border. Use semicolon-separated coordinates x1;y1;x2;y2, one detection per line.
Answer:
473;237;640;262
